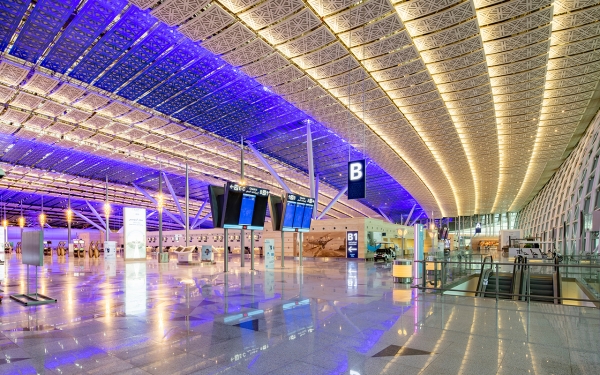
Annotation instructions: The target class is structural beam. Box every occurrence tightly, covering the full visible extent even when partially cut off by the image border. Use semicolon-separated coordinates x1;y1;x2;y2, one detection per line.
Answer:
410;212;424;226
132;183;185;227
307;121;316;201
162;172;185;222
73;210;105;232
404;204;416;226
193;212;212;229
86;201;106;229
314;173;319;219
317;187;348;220
246;142;292;194
378;209;393;224
191;200;208;229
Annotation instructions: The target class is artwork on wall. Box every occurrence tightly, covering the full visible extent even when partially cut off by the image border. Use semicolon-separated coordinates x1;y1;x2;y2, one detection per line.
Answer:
301;232;346;257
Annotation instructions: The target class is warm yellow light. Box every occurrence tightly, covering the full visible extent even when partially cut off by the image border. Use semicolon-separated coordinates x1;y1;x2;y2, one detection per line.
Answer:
2;219;7;228
104;202;111;215
66;208;73;223
157;193;164;211
39;213;46;226
18;216;25;228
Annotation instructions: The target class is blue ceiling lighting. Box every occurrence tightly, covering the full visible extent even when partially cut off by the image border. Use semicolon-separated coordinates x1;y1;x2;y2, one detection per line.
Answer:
0;188;188;230
0;133;210;202
10;0;80;63
0;1;426;221
94;23;181;92
68;6;157;84
117;39;206;101
40;0;128;73
0;0;30;53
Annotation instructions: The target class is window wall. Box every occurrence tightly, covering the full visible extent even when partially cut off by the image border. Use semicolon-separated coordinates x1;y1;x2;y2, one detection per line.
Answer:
517;111;600;256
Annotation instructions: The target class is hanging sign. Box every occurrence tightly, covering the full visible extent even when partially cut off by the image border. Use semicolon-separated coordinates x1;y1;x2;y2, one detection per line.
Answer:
348;160;366;199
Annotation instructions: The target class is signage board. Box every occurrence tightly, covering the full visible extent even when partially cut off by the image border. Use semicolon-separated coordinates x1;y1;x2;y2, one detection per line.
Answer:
104;259;117;277
104;241;116;260
264;239;275;269
201;245;214;262
348;160;366;199
222;182;270;230
282;194;315;232
22;230;44;266
123;207;147;260
346;231;359;258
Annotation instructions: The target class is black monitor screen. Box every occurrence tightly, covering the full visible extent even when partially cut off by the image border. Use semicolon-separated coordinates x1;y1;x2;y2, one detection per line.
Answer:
301;205;313;229
239;193;256;226
283;201;296;228
292;203;305;228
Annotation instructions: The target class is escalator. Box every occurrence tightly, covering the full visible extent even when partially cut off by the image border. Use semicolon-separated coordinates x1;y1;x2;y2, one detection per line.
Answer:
476;255;563;303
476;256;525;299
523;257;562;304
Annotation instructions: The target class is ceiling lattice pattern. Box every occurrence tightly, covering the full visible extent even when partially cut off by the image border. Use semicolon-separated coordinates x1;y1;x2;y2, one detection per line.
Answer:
0;0;597;220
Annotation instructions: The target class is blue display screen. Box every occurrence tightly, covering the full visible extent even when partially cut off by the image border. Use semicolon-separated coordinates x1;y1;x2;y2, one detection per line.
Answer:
301;204;313;229
292;203;305;228
283;201;296;228
239;194;256;225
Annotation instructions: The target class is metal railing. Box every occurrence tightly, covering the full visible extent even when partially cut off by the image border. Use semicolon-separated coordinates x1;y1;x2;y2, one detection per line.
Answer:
413;258;600;307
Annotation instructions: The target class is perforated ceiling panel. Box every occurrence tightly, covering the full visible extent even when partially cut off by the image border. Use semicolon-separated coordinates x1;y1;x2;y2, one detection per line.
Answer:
0;0;597;221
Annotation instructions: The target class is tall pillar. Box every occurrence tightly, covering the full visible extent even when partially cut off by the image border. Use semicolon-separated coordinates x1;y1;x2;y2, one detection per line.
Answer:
158;172;163;256
224;228;229;273
185;163;189;247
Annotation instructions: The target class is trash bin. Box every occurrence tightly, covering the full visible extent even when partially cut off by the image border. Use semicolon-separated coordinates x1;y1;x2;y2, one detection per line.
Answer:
393;259;412;283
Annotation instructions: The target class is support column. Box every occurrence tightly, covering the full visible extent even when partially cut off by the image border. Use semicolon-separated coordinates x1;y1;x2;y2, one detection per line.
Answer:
281;230;285;268
240;228;245;267
105;176;110;242
307;121;316;216
250;230;255;271
314;174;319;220
67;195;71;246
224;229;229;273
185;163;189;247
158;173;163;257
299;232;303;267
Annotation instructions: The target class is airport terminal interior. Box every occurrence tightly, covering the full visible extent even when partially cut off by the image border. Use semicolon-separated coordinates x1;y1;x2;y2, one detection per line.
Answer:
1;0;600;374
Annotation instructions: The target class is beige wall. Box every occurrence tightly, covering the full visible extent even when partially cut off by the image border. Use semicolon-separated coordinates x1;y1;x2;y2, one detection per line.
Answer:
146;218;412;259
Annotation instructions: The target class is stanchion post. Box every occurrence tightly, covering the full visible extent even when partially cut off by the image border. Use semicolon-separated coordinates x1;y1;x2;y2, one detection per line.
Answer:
241;228;245;268
281;230;285;268
224;228;228;273
299;232;303;267
250;229;255;270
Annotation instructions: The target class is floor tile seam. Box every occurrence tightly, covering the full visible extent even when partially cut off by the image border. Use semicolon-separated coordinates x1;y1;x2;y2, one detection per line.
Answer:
267;359;332;375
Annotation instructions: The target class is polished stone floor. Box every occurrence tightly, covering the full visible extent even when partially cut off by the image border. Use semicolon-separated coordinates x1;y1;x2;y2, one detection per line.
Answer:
0;253;599;375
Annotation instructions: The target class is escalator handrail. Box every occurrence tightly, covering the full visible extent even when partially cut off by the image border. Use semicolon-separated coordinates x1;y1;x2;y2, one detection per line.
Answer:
476;255;494;296
554;256;562;304
511;255;525;296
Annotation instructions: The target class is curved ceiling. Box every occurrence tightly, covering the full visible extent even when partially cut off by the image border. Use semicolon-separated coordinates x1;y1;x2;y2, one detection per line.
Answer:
0;0;599;221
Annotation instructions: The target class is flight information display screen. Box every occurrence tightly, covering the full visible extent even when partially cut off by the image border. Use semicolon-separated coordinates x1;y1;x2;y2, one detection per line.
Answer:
238;193;256;226
292;203;305;228
282;200;296;228
301;205;313;229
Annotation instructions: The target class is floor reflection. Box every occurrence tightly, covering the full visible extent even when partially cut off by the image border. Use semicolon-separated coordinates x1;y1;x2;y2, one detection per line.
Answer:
0;253;598;374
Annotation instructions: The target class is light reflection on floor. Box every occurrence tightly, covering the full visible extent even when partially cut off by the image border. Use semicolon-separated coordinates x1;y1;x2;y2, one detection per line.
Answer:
0;253;598;375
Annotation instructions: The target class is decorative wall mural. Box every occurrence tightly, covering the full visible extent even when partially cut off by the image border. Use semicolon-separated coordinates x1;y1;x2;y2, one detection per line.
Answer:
302;231;346;258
